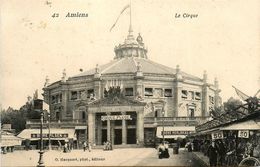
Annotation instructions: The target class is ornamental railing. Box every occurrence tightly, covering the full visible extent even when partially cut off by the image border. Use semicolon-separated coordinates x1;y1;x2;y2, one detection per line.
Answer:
144;116;208;123
26;119;87;124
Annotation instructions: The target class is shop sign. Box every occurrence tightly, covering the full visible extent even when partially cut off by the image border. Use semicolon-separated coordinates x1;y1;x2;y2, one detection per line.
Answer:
161;131;193;135
211;131;224;140
101;115;132;121
238;130;249;138
31;133;69;138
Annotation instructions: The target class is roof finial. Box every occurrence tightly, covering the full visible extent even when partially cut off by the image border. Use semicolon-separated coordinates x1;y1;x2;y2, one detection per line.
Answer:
127;0;134;40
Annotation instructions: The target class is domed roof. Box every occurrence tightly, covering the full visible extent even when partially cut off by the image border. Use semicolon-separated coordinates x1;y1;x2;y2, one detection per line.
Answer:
71;57;202;81
71;31;202;82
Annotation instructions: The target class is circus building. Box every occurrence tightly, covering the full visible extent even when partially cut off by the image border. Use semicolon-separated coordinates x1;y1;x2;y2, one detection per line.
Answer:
24;25;222;148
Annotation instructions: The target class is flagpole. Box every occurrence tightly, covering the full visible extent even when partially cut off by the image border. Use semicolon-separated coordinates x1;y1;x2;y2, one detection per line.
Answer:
130;0;132;30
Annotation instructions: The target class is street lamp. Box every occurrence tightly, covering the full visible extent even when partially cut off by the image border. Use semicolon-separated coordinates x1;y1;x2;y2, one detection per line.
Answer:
34;99;45;167
47;112;51;150
37;110;45;167
162;109;165;144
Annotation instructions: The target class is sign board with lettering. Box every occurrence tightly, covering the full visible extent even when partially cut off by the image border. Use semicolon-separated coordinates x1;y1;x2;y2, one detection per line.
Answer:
101;115;132;121
31;133;69;138
161;131;192;135
238;130;249;138
211;131;224;140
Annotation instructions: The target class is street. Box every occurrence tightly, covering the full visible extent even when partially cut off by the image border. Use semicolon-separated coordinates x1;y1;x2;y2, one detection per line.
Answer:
1;148;207;166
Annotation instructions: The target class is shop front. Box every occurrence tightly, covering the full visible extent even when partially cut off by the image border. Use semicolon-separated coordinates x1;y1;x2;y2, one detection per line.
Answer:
17;128;76;149
1;131;22;153
156;126;195;147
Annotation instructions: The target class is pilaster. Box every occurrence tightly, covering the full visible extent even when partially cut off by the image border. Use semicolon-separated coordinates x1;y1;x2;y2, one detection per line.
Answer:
88;112;95;145
107;113;111;142
136;111;144;146
122;112;127;145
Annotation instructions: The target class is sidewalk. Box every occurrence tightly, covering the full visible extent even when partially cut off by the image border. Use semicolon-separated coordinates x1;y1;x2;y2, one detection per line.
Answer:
192;151;210;166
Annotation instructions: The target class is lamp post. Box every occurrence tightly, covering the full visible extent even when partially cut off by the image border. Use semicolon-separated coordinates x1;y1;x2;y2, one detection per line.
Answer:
34;99;45;167
162;110;165;144
37;110;45;167
48;112;51;150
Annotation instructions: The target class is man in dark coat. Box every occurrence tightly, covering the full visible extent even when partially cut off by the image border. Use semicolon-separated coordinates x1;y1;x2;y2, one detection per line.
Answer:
207;140;219;167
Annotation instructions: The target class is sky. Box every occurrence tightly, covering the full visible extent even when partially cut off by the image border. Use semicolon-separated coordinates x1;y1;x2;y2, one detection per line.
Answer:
1;0;260;110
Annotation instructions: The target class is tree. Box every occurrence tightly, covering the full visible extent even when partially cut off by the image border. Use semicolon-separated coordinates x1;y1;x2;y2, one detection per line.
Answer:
0;107;26;133
223;97;243;111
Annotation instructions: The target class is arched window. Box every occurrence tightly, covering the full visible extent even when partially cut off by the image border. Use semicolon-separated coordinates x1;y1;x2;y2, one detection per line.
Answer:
155;110;158;117
82;111;86;119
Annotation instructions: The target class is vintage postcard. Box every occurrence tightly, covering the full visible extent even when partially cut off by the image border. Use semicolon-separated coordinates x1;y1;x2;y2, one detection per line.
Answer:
1;0;259;166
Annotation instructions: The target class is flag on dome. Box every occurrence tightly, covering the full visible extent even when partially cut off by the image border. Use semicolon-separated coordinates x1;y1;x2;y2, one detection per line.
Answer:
110;4;130;32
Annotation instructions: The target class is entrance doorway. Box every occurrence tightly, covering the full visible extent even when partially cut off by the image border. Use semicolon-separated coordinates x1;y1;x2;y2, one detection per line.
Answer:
102;129;107;143
114;129;122;145
127;129;136;144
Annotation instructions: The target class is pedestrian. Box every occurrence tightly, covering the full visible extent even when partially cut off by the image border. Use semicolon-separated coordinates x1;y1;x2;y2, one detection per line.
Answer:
187;142;192;152
164;141;170;158
88;142;92;152
67;142;70;152
58;140;62;151
83;141;87;152
216;140;226;166
207;140;218;167
158;143;165;159
63;142;68;153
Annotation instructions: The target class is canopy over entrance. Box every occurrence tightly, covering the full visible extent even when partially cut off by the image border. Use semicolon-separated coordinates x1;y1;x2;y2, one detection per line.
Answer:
220;120;260;130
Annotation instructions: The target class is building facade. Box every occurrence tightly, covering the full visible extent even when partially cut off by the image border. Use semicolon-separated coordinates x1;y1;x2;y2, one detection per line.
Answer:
36;27;221;147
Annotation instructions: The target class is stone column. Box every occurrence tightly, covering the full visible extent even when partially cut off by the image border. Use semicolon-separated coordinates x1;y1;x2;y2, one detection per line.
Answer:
173;82;182;117
173;65;183;117
122;112;127;145
88;112;95;145
106;113;111;142
97;116;102;145
94;64;101;100
94;79;101;100
136;111;144;146
202;86;209;117
61;84;69;119
202;71;209;117
111;121;115;145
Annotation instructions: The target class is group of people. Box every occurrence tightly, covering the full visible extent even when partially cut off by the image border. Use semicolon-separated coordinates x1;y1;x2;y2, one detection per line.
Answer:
103;141;113;151
157;142;170;159
83;141;92;152
193;137;260;166
63;142;73;153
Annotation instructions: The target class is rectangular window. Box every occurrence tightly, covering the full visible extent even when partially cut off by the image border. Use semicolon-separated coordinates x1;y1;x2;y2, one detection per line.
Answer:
125;88;134;96
55;94;59;103
59;94;62;103
195;92;201;100
51;96;56;104
71;91;78;100
87;89;94;98
164;89;172;97
181;90;188;99
145;88;153;96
